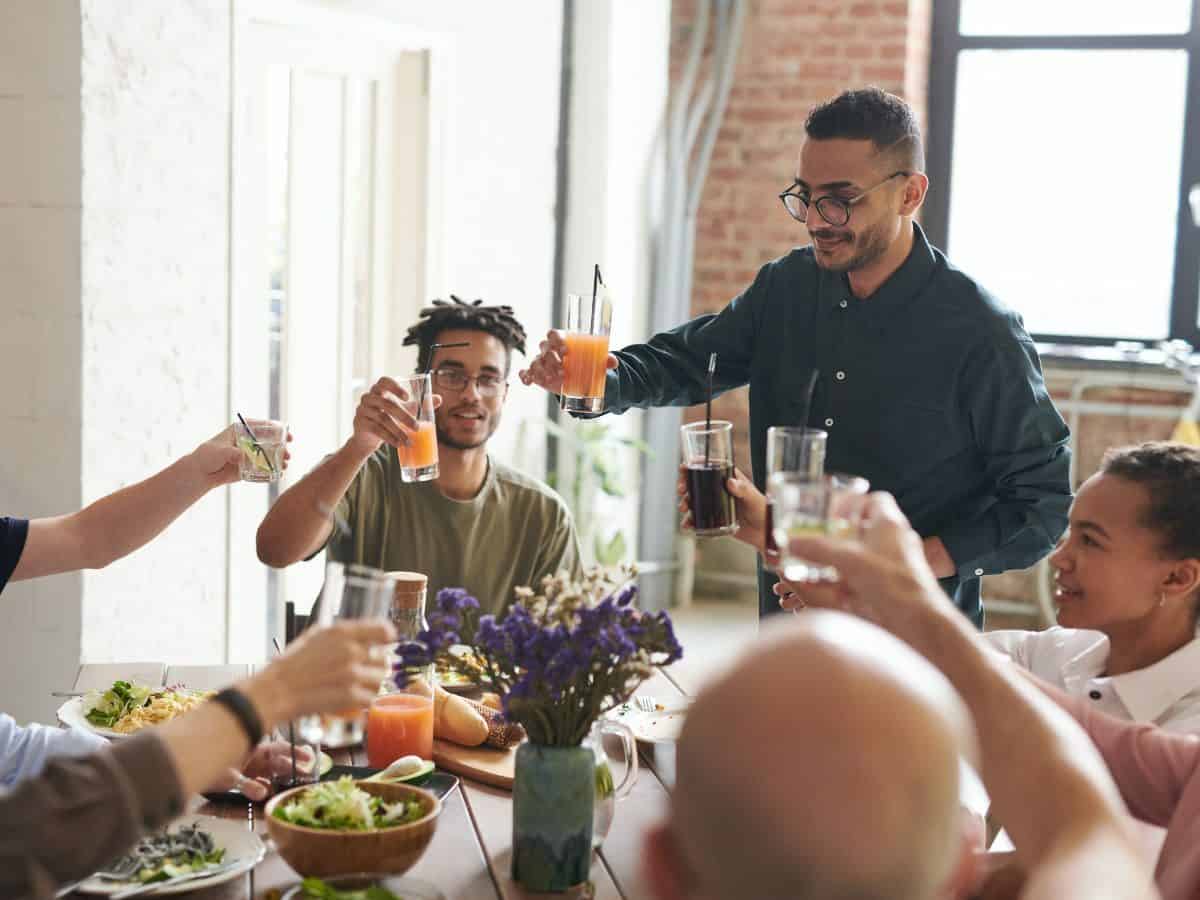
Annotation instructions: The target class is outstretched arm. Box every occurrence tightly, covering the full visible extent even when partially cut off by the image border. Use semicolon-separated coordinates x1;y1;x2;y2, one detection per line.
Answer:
785;495;1156;899
11;428;245;581
256;377;431;567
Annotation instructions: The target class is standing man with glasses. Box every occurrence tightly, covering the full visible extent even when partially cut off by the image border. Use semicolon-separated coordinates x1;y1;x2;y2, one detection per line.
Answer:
520;87;1071;626
258;296;582;615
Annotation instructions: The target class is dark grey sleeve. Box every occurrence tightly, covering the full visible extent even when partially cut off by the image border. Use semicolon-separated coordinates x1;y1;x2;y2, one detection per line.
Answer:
0;733;184;898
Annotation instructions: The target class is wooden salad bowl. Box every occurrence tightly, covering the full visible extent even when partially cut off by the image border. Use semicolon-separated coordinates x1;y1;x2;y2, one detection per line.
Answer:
264;780;441;877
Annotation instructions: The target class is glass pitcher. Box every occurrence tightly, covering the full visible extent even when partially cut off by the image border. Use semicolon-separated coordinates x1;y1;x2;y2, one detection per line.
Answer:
586;718;639;849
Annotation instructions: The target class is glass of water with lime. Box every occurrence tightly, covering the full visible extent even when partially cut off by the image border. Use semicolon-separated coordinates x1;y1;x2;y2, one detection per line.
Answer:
234;419;287;483
772;472;869;582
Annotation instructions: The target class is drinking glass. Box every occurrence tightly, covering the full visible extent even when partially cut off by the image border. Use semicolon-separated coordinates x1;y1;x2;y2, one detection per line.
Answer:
234;419;287;483
764;427;827;562
299;562;398;748
772;472;869;582
394;373;438;483
680;420;737;537
367;571;434;767
560;291;612;414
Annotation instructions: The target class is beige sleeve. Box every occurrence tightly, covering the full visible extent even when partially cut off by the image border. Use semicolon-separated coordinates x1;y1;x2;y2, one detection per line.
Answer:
0;733;184;898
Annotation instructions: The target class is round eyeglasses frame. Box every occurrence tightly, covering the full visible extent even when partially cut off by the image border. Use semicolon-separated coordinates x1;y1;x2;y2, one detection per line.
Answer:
778;170;911;227
432;367;506;398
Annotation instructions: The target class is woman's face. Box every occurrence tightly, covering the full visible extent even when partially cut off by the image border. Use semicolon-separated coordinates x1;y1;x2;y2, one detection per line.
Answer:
1049;473;1184;631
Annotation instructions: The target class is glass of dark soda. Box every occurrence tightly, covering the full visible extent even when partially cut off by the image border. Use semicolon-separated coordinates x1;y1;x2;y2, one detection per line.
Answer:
681;420;737;537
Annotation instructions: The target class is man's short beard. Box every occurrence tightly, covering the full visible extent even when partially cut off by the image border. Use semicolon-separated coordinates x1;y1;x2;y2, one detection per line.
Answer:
814;223;891;274
435;413;501;451
436;428;490;451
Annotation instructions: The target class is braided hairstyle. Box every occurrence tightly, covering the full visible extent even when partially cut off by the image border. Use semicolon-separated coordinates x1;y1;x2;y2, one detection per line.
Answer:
402;295;528;373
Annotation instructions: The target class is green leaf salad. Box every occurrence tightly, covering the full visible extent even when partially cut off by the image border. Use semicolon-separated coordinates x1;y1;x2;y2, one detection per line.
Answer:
84;680;152;728
273;777;425;831
299;878;404;900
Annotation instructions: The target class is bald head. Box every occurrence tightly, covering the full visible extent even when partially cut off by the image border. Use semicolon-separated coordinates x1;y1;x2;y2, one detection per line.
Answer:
669;612;975;900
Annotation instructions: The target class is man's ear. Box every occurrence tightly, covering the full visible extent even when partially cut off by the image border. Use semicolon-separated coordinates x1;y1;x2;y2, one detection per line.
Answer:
642;821;691;900
900;172;929;218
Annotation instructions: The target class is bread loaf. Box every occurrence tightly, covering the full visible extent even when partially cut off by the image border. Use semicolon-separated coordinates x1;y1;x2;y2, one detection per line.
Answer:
433;684;488;746
464;697;525;749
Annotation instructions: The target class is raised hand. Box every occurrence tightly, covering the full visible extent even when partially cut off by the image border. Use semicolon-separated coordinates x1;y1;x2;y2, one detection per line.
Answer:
518;329;618;395
677;465;771;555
247;619;397;725
349;377;441;456
776;492;945;624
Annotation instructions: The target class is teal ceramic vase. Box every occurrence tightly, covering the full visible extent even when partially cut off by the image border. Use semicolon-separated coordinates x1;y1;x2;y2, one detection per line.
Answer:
512;742;595;891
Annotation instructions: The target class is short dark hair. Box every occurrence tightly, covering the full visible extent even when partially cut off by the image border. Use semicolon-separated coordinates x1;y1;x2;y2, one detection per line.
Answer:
1101;442;1200;560
402;295;528;373
805;87;924;172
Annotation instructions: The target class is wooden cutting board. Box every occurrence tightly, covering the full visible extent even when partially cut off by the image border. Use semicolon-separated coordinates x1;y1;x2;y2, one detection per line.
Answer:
432;738;517;789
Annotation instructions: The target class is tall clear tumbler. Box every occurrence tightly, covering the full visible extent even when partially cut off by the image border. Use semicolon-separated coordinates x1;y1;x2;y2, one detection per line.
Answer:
299;562;398;748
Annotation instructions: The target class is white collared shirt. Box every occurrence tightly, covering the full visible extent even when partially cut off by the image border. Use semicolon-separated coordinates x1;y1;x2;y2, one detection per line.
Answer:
985;627;1200;735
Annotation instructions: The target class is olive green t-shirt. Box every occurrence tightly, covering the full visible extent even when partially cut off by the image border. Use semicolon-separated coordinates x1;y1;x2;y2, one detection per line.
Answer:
326;448;582;615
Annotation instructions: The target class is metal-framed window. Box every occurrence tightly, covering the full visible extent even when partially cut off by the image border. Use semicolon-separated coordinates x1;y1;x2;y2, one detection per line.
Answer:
925;0;1200;346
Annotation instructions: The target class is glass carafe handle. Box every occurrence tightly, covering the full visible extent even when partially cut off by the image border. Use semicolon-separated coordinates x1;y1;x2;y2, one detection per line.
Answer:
594;719;639;801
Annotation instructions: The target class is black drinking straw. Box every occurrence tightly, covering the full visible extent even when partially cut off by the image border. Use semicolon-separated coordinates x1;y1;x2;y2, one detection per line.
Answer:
799;369;819;430
272;638;296;787
704;353;717;466
416;341;472;409
593;264;604;306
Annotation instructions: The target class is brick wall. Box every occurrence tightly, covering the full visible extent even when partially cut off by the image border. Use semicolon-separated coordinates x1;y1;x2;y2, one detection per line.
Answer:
673;0;933;593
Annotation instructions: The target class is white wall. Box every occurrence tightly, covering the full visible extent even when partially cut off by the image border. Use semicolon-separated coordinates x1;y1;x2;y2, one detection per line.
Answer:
78;0;232;665
0;0;569;722
0;0;84;725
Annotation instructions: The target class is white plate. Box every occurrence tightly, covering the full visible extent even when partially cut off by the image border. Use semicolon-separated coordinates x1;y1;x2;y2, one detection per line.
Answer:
56;697;125;740
76;816;266;895
57;691;210;741
605;698;690;744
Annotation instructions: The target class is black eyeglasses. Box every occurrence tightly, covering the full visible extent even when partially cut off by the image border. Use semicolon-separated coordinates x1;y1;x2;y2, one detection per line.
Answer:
432;367;506;397
778;171;910;226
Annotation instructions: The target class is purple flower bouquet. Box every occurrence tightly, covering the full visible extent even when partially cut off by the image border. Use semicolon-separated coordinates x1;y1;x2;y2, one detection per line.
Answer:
394;568;683;746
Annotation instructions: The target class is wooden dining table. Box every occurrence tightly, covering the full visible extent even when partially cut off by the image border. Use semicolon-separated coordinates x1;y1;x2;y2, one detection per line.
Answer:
65;662;689;900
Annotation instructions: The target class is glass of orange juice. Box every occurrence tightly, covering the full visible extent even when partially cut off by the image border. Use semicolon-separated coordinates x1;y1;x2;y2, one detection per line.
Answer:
561;290;612;414
367;691;434;767
394;372;438;483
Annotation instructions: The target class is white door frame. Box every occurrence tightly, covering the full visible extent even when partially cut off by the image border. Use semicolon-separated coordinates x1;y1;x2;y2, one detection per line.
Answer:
226;0;446;661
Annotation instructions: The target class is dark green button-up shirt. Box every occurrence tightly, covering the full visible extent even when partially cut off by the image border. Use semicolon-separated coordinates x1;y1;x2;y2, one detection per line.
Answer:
599;223;1071;625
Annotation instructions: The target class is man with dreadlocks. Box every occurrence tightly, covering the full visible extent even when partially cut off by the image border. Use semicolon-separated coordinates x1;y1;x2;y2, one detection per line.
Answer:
257;296;582;614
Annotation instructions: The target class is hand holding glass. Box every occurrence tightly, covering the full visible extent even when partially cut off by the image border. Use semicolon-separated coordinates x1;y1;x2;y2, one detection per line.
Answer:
561;291;612;414
300;562;398;748
234;419;287;483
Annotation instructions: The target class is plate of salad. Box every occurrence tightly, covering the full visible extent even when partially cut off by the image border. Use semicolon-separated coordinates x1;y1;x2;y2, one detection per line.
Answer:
282;875;447;900
58;680;211;739
76;818;265;895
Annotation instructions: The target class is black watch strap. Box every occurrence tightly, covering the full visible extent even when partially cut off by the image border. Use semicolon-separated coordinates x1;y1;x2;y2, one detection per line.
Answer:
212;687;264;747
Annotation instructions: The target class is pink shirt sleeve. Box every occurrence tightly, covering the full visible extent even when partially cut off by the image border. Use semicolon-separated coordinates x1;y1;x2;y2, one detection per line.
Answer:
1053;685;1200;827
